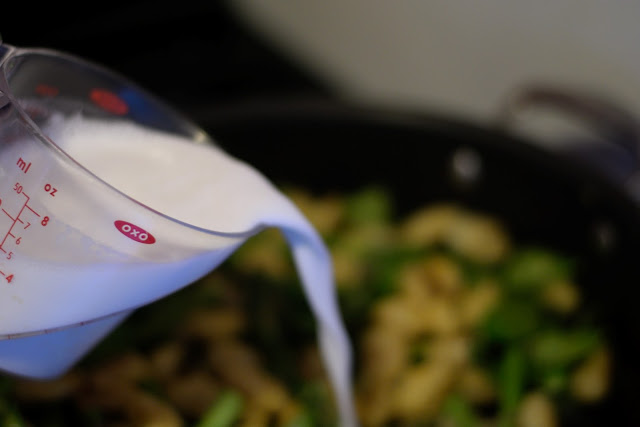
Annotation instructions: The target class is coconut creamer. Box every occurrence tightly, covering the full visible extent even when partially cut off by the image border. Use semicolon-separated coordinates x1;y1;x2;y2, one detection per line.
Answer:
0;114;358;426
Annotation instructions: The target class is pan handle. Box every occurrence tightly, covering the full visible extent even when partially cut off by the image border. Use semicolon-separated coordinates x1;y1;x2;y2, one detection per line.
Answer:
497;84;640;199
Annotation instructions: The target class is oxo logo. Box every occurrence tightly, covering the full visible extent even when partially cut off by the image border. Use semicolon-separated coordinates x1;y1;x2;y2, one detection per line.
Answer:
114;220;156;244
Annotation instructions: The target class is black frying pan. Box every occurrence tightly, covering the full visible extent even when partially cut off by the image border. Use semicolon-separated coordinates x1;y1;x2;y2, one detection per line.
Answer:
193;98;640;427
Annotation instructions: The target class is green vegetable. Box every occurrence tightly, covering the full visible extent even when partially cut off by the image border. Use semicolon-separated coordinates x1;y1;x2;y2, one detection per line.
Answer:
529;329;600;370
442;394;479;427
297;381;337;427
540;368;569;395
483;300;540;341
497;346;527;427
195;390;244;427
285;409;314;427
344;186;391;224
502;248;571;293
0;378;23;427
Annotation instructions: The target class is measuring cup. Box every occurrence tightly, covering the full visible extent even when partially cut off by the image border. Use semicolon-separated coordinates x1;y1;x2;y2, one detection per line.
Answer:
0;44;358;427
0;43;291;375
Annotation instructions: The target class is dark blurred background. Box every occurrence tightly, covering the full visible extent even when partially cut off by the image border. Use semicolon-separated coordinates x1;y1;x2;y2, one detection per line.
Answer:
1;1;332;117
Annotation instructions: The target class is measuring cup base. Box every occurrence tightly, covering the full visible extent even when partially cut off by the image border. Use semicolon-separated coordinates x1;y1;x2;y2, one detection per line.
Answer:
0;311;130;379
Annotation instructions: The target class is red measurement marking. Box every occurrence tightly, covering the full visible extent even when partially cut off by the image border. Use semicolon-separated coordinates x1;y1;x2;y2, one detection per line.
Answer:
35;84;59;97
89;88;128;115
44;183;57;197
26;205;40;217
114;220;156;244
0;191;38;253
0;270;11;283
16;158;31;174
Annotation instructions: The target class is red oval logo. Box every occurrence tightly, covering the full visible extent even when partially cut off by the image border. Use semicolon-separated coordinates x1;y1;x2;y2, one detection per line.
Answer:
114;220;156;244
90;88;129;115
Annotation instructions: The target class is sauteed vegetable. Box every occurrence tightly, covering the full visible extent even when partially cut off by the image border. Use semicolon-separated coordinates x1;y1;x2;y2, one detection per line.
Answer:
0;186;610;426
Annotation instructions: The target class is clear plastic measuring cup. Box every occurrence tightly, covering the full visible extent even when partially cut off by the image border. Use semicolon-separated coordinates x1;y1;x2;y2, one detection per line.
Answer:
0;44;268;378
0;43;359;427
